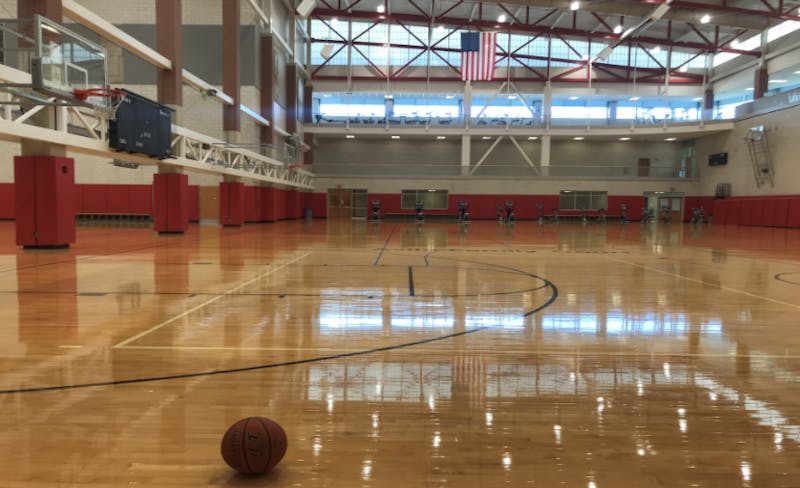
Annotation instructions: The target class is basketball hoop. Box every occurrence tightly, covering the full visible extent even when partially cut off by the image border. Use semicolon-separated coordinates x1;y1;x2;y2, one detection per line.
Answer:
73;88;127;121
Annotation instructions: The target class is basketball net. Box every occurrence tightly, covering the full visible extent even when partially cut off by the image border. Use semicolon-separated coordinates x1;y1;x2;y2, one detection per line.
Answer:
73;88;127;121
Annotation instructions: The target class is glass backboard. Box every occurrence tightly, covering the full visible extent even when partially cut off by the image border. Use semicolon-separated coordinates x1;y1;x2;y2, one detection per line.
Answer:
30;14;108;106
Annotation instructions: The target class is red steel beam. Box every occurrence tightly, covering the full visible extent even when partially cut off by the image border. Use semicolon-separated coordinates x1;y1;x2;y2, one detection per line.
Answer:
631;0;800;22
313;8;760;56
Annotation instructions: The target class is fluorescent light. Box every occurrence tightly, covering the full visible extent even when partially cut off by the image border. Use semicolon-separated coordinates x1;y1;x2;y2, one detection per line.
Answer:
376;4;385;13
436;136;446;140
613;25;623;34
573;136;584;141
619;137;631;141
481;136;491;140
345;134;355;139
427;189;436;192
770;79;787;83
498;14;507;23
570;1;580;11
527;136;538;140
629;96;641;101
664;137;677;141
700;13;711;24
391;135;400;139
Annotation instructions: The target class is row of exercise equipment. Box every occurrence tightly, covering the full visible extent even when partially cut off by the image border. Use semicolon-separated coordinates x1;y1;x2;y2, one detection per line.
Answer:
368;200;707;224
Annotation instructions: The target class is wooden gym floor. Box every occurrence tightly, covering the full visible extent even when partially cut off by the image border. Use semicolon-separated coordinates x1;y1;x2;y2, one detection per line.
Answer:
1;218;800;487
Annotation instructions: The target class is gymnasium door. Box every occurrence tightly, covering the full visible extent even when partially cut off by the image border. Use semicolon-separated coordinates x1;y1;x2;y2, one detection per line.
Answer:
658;195;683;222
328;188;352;219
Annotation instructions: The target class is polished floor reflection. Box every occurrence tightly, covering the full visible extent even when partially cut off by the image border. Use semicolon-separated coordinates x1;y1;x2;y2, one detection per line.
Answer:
1;220;800;487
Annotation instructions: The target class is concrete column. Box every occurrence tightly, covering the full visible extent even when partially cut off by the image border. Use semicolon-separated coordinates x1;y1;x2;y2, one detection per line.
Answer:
754;31;769;100
540;135;551;176
156;0;183;107
703;88;714;120
17;0;62;20
543;81;552;128
463;81;472;128
753;67;768;100
223;0;241;133
260;35;275;147
285;63;298;135
461;135;471;176
15;1;71;249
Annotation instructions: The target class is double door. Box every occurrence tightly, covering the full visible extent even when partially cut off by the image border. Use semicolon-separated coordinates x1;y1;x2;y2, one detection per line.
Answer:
328;188;368;219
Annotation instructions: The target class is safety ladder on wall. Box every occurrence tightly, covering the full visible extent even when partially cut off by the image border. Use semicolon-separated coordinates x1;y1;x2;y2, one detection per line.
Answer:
745;125;774;188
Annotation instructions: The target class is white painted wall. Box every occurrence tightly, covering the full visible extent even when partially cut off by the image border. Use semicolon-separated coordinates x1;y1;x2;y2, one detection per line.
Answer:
695;103;800;196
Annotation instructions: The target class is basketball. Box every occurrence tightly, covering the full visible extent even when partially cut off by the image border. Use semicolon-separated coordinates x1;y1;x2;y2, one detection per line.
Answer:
220;417;288;475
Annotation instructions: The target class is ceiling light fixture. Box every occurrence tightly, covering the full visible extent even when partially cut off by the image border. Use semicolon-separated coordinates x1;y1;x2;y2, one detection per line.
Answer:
664;137;677;141
679;65;688;72
482;136;492;140
391;135;400;139
527;136;538;140
700;13;711;24
613;25;623;34
436;136;446;140
376;4;385;14
570;1;580;11
619;137;631;141
652;45;661;55
498;14;507;23
573;136;584;140
346;134;355;139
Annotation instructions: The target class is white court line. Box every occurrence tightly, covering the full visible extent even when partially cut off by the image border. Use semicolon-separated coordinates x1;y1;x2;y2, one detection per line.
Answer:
116;345;364;352
605;256;800;310
113;252;310;349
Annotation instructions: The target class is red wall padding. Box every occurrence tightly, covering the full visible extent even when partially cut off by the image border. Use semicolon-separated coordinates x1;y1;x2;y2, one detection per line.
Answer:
14;156;76;247
0;183;14;219
710;196;800;227
788;199;800;228
304;192;327;218
153;174;189;233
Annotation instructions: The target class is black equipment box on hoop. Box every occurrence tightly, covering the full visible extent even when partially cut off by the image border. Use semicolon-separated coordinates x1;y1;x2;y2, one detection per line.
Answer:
109;89;174;159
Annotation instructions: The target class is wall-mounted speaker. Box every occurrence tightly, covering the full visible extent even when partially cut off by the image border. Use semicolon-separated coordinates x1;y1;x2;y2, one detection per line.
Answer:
296;0;317;18
708;152;728;166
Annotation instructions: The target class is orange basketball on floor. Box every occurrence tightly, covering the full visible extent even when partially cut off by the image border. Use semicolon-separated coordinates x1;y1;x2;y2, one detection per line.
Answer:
220;417;288;475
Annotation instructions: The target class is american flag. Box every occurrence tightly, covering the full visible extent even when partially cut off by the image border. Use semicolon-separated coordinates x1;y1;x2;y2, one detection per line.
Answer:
460;32;497;81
